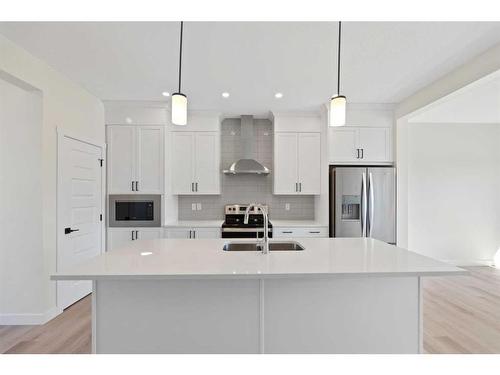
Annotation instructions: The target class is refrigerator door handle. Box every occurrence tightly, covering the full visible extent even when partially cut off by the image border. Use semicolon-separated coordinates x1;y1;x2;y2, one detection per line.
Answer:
368;172;375;237
360;172;367;237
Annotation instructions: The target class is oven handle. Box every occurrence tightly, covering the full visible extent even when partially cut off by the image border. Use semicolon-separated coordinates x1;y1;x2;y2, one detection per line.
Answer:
221;227;273;233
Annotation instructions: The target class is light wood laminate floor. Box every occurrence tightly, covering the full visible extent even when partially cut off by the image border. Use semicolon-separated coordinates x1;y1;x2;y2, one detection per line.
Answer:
1;267;499;354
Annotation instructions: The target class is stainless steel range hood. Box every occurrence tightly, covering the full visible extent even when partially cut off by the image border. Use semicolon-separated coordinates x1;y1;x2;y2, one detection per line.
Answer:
223;115;270;175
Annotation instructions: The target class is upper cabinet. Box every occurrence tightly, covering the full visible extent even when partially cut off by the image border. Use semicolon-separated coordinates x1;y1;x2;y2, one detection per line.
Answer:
274;132;321;195
171;131;220;195
107;125;164;194
327;105;394;164
329;127;392;164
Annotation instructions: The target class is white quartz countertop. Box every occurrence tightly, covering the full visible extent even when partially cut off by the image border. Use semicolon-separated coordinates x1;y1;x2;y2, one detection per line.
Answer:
51;238;465;280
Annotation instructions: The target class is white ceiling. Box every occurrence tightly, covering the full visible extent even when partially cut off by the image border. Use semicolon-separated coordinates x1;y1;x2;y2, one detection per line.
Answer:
1;22;500;115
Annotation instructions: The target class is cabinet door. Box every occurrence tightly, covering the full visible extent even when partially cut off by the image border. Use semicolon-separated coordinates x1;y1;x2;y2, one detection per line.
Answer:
358;127;392;162
165;228;192;239
194;132;220;194
274;133;298;194
171;132;195;194
297;133;321;194
136;126;164;194
107;126;136;194
192;227;221;239
137;228;164;241
328;128;358;163
107;228;134;251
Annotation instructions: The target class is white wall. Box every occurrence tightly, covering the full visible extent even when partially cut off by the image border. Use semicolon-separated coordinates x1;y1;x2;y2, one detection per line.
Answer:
0;34;104;324
0;79;44;320
405;123;500;265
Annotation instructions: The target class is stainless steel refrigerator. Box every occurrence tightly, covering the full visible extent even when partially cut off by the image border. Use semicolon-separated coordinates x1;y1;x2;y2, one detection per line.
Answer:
329;166;396;244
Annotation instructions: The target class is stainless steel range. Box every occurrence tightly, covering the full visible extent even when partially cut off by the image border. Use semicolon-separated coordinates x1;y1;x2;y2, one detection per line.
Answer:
221;204;273;239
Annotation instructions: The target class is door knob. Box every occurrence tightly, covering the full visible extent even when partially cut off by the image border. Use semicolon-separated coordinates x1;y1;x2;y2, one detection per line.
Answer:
64;227;80;234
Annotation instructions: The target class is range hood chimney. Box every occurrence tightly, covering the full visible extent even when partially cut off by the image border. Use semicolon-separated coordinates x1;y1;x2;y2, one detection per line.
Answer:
223;115;270;175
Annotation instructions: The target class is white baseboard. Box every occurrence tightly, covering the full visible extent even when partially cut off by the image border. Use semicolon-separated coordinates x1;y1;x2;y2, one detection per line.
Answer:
0;306;62;325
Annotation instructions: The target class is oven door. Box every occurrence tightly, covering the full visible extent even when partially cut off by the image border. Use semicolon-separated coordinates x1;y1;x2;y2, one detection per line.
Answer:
109;195;161;227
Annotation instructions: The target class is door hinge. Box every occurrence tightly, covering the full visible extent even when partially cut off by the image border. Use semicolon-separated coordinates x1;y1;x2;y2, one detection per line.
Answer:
99;214;103;221
99;158;104;167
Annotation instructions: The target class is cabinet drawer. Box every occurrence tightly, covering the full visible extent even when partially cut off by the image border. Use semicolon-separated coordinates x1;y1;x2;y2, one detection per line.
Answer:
274;227;328;238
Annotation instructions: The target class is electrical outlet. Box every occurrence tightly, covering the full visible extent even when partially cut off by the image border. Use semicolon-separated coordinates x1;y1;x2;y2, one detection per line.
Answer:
191;203;196;211
285;203;290;211
196;203;202;210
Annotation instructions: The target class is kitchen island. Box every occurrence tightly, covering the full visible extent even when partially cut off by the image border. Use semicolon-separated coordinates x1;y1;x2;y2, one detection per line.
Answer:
51;238;465;354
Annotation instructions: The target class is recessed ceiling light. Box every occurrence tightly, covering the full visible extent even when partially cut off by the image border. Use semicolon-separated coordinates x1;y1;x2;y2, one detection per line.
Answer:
275;92;283;99
161;91;170;97
125;117;133;124
140;251;153;256
222;92;230;98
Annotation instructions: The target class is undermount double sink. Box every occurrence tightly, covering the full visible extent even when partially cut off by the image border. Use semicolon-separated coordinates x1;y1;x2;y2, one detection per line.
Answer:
223;241;305;252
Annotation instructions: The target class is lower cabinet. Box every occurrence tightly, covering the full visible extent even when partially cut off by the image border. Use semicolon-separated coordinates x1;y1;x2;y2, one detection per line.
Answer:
165;227;221;239
273;226;328;238
107;228;164;251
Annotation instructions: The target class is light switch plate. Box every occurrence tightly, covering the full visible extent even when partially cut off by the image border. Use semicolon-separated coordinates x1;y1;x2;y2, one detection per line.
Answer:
191;203;196;211
285;203;290;211
196;203;202;210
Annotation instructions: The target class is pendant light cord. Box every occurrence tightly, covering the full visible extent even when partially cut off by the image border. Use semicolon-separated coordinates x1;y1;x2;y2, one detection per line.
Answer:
337;21;342;95
178;21;184;93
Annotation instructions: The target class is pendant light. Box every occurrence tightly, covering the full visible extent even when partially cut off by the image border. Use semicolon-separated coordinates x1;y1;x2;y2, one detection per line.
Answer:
172;21;187;126
330;21;346;127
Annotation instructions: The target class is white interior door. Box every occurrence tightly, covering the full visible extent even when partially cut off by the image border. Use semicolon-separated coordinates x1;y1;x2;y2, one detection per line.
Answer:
58;135;103;309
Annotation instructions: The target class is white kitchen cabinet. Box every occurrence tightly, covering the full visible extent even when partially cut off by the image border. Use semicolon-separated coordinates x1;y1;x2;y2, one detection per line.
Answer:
273;226;328;238
107;125;164;194
165;227;221;239
329;127;392;164
171;131;220;195
274;132;321;195
107;228;164;251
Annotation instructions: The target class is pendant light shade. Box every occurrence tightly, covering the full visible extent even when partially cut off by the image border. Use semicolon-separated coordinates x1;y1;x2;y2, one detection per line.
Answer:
171;93;187;126
330;21;346;127
330;95;346;127
172;21;187;126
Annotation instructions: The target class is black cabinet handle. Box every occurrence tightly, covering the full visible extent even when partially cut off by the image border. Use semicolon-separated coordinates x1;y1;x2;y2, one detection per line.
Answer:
282;231;293;234
64;227;79;235
356;149;360;159
136;181;139;191
131;181;135;191
361;149;364;159
309;231;321;234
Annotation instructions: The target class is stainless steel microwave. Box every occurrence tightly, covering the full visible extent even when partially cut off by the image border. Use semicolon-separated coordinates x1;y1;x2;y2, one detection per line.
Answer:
109;195;161;227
